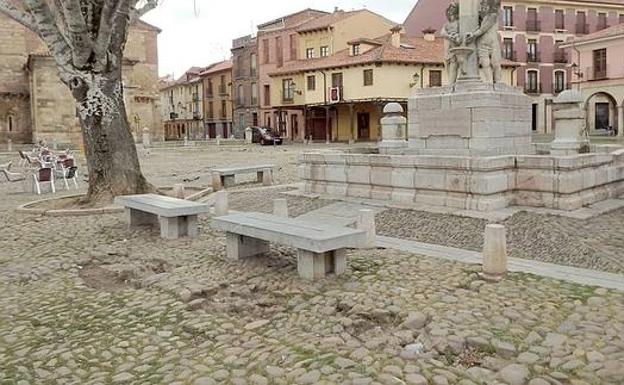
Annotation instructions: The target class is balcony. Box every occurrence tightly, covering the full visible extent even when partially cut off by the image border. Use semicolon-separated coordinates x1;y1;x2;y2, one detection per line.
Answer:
526;20;541;32
526;52;540;63
169;112;179;120
576;23;589;35
585;66;608;81
235;98;247;108
524;83;542;95
553;51;568;64
219;85;228;95
502;50;516;61
553;83;571;94
193;111;202;120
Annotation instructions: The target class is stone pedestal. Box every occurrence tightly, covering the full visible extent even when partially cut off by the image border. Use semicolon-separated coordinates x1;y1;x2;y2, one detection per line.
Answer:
214;191;229;216
172;184;185;199
409;82;533;156
379;103;408;154
357;209;376;249
142;127;151;148
482;224;507;281
244;128;253;144
551;90;590;156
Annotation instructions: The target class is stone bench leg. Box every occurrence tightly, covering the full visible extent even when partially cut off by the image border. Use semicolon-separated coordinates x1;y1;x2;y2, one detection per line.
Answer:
159;215;199;239
226;233;270;260
126;208;158;227
297;249;346;280
222;175;236;188
212;173;223;191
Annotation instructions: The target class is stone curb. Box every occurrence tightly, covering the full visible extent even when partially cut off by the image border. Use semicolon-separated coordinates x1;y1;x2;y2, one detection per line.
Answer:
15;186;213;217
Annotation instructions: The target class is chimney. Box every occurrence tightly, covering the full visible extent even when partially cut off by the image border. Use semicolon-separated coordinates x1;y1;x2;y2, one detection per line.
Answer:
423;27;436;42
391;25;402;48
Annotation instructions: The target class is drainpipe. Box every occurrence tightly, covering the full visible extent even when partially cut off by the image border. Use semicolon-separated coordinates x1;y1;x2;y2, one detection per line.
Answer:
320;70;330;143
571;42;582;92
420;65;425;88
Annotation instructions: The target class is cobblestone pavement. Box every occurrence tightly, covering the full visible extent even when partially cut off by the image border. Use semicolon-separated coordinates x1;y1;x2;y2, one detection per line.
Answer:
376;208;624;275
1;145;624;385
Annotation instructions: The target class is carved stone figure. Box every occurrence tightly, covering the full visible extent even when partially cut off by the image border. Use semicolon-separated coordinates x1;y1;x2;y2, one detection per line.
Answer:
440;2;462;84
465;0;502;83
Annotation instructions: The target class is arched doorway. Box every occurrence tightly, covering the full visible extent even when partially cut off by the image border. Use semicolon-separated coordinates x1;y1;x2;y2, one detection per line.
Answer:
585;92;618;133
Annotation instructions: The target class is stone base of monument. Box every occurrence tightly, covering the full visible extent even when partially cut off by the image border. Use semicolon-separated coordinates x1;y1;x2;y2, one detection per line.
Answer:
407;82;534;156
298;147;624;212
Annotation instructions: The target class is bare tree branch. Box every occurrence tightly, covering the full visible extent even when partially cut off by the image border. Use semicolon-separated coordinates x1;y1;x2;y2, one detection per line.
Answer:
0;0;37;31
59;0;93;68
134;0;157;18
93;0;121;72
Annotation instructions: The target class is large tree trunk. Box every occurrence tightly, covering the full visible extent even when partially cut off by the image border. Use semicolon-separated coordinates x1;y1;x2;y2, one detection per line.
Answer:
74;68;152;203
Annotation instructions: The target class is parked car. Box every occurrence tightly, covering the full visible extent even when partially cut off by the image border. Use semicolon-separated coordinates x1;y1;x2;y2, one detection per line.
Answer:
251;126;283;145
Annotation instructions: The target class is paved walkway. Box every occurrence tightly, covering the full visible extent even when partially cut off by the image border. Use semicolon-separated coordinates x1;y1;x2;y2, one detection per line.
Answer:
299;202;624;291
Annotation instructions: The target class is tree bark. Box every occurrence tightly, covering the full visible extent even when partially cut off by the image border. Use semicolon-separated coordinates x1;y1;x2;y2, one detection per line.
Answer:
74;68;152;203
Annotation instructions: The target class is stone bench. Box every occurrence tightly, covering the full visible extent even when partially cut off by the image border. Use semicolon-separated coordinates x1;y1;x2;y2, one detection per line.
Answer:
211;165;275;190
211;212;366;280
115;194;210;239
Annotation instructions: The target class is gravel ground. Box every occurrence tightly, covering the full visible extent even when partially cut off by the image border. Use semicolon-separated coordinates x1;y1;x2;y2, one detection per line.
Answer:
376;208;624;275
0;145;623;385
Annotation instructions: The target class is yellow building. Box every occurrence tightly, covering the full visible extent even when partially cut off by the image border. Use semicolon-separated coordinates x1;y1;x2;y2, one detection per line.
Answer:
201;60;234;139
160;67;204;141
269;29;518;142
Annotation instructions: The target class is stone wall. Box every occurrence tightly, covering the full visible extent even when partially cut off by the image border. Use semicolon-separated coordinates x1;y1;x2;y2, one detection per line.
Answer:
299;147;624;211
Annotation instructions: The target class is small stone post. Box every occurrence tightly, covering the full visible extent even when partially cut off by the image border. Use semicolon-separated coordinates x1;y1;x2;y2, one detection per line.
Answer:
551;90;590;155
216;135;221;146
482;224;508;282
379;103;408;154
273;199;289;217
211;172;223;191
214;191;229;216
7;138;12;152
142;127;151;148
244;127;253;144
262;168;273;186
184;135;189;147
357;209;376;249
172;184;186;199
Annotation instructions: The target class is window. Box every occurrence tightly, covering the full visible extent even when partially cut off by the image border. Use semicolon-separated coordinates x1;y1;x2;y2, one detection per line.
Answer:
220;101;226;118
526;70;539;93
363;69;374;86
352;44;360;56
554;41;566;63
503;6;513;27
219;75;226;94
236;55;243;77
576;12;587;34
593;48;607;79
306;48;315;59
250;53;257;76
429;70;442;87
307;75;316;91
276;36;283;68
620;14;624;24
598;13;608;30
207;79;213;97
554;71;566;93
207;101;214;118
527;39;538;62
555;10;565;30
237;84;245;105
282;79;294;101
263;85;270;106
331;72;343;88
7;115;13;132
503;38;514;60
526;8;539;32
251;82;258;105
262;39;269;64
320;46;329;57
289;34;297;60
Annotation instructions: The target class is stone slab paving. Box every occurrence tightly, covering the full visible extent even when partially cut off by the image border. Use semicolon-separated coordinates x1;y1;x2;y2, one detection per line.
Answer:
296;202;386;227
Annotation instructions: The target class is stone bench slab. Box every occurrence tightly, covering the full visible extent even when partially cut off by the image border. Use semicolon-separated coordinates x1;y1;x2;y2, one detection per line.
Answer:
114;194;210;218
212;165;275;176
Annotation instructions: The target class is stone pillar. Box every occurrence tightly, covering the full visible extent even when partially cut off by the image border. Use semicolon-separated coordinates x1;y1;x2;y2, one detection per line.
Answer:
7;138;12;152
142;127;151;148
214;191;229;216
172;184;185;199
357;209;376;249
273;199;289;217
245;127;253;144
551;90;590;155
379;103;408;154
216;135;221;146
482;224;507;282
262;169;273;186
457;0;481;82
617;105;624;137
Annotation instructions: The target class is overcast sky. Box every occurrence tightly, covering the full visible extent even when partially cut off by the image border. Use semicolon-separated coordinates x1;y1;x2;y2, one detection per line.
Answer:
142;0;416;78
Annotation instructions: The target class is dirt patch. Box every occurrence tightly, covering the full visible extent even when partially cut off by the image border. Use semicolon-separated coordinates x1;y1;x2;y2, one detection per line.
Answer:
79;265;133;292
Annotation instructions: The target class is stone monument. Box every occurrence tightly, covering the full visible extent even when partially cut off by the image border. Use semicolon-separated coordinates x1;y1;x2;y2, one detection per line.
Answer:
550;90;590;156
379;103;408;154
409;0;532;156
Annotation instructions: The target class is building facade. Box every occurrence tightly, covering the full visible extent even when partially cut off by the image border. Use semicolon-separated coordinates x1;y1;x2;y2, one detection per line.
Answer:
403;0;624;134
231;35;258;138
562;23;624;136
0;11;162;146
257;9;328;140
201;60;233;139
269;29;517;142
160;67;204;141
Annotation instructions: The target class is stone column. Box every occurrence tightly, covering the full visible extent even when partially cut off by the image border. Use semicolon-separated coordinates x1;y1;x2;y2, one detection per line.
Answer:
379;103;408;154
7;138;12;152
357;209;377;249
142;127;151;148
551;90;590;155
214;191;229;216
617;105;624;137
245;127;253;144
482;224;507;282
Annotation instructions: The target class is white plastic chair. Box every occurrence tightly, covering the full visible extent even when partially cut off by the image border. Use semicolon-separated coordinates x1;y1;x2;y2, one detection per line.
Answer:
33;167;55;195
56;158;79;190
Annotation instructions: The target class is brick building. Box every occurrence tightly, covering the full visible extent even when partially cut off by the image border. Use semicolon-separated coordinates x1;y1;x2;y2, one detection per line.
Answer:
0;11;163;146
231;35;258;138
201;60;234;139
403;0;624;134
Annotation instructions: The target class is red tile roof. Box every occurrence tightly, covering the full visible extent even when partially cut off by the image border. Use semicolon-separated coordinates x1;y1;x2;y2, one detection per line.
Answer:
566;22;624;45
200;60;233;76
297;9;396;33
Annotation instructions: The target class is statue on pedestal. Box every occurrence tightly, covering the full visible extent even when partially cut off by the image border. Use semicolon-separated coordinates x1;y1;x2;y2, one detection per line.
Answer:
465;0;502;83
441;2;463;84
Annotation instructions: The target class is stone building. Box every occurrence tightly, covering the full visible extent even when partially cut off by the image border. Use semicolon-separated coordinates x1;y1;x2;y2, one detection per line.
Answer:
256;9;328;140
160;67;204;141
0;10;163;146
231;35;258;138
201;60;233;138
269;29;518;142
561;23;624;136
403;0;624;134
